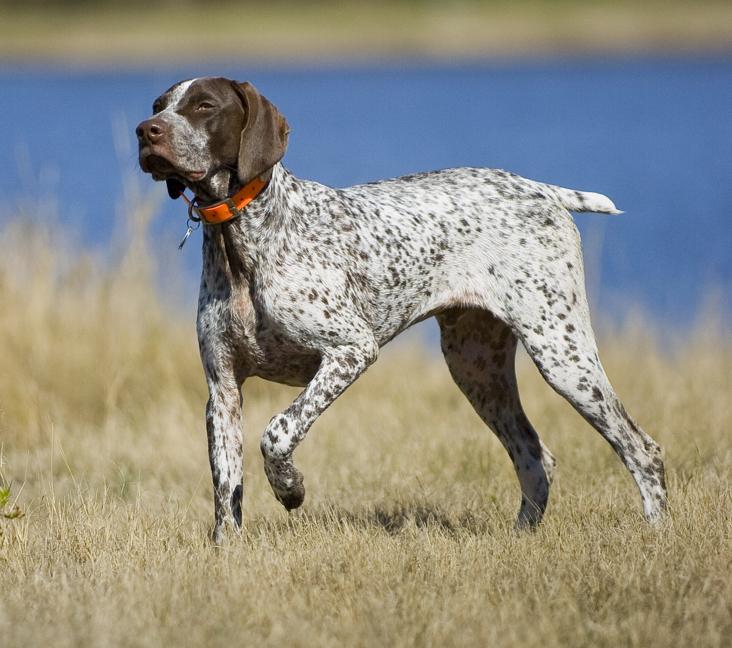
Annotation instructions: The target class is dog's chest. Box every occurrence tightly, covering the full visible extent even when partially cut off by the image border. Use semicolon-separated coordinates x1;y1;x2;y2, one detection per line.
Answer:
197;269;320;387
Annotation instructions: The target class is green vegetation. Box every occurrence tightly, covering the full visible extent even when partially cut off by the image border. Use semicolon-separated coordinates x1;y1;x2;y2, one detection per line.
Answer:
0;184;730;646
0;480;23;521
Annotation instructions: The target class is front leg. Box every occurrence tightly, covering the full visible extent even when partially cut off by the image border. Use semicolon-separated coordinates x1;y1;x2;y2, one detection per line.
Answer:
261;337;378;509
206;381;244;544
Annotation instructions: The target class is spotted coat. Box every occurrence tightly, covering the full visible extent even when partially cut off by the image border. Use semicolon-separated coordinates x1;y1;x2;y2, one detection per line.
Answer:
137;78;667;543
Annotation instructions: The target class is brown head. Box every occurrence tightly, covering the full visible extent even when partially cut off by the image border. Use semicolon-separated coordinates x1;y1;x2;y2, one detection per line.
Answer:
136;77;289;203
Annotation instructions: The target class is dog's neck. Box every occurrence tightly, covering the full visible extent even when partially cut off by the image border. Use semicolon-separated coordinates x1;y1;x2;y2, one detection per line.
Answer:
199;163;292;289
194;166;274;209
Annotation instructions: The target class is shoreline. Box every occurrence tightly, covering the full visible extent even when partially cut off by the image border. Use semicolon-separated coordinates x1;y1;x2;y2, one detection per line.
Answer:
2;50;731;74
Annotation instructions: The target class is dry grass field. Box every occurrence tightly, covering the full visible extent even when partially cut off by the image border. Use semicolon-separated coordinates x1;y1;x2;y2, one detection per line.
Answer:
0;202;730;647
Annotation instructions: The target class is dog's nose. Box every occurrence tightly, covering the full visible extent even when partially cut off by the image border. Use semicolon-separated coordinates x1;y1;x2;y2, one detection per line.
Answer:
136;119;165;143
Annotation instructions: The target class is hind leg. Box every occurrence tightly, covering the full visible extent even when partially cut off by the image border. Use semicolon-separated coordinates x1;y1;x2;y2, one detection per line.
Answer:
438;308;556;529
513;282;667;521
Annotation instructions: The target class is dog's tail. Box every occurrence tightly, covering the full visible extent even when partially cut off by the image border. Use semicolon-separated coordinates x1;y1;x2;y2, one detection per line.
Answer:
546;185;623;215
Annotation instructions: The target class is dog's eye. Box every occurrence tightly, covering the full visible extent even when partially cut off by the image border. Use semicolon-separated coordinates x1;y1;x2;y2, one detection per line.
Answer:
197;101;216;111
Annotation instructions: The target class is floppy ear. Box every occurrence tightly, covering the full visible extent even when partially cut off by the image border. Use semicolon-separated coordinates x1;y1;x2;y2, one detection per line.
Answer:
166;178;186;199
232;81;289;184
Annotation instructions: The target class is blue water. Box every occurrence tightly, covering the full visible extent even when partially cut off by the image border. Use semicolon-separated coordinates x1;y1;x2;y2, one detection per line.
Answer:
1;58;731;326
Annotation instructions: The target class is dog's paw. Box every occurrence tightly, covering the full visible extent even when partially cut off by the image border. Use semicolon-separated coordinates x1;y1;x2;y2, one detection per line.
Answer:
264;458;306;511
277;480;306;511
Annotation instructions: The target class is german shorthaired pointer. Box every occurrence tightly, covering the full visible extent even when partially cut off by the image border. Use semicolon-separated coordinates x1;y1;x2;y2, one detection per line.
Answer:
137;77;667;543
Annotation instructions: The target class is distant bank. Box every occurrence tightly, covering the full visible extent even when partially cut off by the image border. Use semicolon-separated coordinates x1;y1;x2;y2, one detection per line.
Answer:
1;1;731;67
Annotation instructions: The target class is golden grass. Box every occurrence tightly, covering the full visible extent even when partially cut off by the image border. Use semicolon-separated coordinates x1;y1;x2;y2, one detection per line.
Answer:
1;1;731;64
0;200;730;647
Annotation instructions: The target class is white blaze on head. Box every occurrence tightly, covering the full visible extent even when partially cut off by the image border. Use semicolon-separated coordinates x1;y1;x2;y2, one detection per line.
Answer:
160;78;198;113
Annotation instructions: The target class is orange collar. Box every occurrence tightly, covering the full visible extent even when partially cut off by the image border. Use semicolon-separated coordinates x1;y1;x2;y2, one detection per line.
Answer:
180;176;269;225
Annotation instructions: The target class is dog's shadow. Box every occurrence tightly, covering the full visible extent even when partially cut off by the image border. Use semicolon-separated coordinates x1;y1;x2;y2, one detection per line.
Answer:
253;502;503;538
370;504;458;534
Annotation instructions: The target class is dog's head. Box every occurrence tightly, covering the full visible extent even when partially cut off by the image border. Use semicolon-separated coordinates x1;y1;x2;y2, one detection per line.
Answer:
136;77;289;202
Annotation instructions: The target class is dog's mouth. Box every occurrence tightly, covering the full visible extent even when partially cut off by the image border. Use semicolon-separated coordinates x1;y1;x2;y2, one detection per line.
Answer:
139;151;206;183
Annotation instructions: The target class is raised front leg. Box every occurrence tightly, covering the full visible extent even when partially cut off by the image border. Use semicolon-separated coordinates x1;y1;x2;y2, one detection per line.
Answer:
261;338;378;510
206;383;244;544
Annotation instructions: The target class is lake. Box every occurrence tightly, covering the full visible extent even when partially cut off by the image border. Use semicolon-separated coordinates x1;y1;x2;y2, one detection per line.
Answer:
1;57;730;328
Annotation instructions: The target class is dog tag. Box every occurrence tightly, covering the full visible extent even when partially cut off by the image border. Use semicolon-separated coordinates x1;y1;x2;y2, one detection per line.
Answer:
178;225;194;250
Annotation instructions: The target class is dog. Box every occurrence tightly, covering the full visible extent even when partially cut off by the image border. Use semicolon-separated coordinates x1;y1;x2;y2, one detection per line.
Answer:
137;77;667;543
